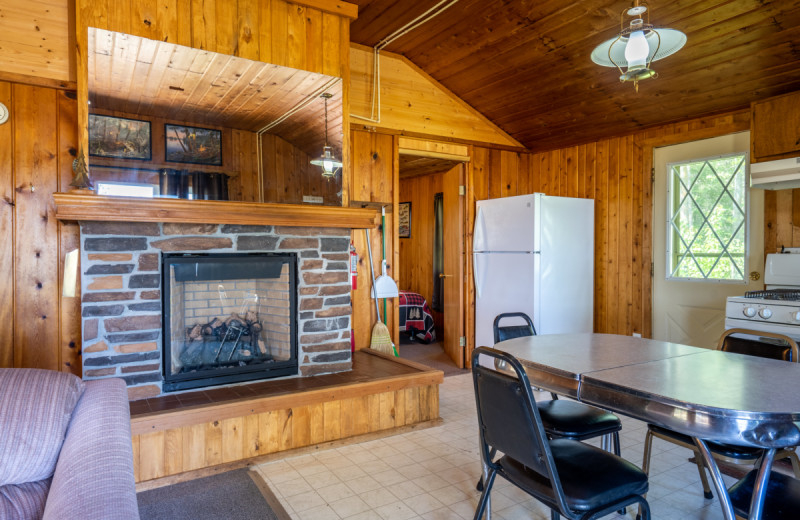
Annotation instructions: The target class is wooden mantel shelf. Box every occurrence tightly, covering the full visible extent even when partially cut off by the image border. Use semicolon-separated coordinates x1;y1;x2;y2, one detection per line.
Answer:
53;194;380;229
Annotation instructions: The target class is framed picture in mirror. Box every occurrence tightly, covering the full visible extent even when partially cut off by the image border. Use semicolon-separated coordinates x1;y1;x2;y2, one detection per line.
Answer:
88;114;151;160
165;124;223;166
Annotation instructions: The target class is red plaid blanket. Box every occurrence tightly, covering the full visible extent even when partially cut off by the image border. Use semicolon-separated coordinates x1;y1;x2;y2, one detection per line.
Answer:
399;290;436;343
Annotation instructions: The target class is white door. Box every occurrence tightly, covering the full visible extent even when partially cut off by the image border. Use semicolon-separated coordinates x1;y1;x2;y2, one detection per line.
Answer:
653;132;764;348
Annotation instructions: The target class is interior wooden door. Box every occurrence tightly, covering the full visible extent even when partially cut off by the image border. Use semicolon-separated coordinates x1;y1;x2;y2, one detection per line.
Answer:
442;164;465;367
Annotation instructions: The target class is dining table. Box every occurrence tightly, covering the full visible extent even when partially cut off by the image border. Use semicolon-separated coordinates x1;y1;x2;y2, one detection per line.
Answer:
492;332;800;520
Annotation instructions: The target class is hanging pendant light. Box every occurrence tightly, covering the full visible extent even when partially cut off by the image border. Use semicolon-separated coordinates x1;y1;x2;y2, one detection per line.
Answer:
311;93;342;178
590;1;686;92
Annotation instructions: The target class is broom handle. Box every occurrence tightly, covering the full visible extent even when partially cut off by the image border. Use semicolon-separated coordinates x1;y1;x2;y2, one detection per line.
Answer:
365;229;382;319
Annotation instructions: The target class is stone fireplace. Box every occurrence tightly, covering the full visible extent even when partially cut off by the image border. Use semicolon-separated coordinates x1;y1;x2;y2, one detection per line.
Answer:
78;222;353;400
162;252;298;391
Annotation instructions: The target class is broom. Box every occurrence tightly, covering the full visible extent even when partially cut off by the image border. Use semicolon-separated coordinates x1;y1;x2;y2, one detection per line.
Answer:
365;229;398;356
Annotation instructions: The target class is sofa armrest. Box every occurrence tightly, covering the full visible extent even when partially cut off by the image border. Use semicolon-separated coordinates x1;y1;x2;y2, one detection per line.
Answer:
43;378;139;520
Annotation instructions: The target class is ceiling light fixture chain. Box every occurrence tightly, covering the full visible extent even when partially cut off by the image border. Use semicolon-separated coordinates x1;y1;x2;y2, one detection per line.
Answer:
591;0;686;91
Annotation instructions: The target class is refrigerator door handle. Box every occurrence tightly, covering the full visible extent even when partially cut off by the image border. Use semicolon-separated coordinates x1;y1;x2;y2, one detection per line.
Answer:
473;207;486;253
473;252;484;299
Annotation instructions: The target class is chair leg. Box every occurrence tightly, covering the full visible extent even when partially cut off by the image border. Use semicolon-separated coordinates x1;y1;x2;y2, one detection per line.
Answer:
476;448;497;491
692;450;714;499
786;449;800;478
610;431;625;515
473;469;497;520
637;429;655;520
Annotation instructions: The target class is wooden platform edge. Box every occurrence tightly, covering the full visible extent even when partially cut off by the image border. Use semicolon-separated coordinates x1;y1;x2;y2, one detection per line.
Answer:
131;360;444;435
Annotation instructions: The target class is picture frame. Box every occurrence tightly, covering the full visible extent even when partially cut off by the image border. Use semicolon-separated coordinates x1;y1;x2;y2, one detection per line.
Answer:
164;124;223;166
399;202;411;238
88;114;151;160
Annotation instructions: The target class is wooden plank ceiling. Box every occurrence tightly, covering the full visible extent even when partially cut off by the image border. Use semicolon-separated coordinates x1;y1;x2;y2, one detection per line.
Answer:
88;28;343;157
350;0;800;152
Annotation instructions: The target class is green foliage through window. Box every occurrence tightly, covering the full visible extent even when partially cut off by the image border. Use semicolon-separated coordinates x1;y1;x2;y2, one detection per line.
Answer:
667;153;748;281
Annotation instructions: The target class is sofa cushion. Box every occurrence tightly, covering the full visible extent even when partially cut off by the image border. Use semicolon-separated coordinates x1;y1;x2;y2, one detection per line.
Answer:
0;479;51;520
0;369;85;486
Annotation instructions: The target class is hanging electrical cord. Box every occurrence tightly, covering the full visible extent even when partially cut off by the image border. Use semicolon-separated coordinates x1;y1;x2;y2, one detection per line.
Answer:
351;0;460;124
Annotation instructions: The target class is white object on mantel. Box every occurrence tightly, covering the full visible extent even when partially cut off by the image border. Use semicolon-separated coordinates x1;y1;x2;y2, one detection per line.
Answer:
750;157;800;190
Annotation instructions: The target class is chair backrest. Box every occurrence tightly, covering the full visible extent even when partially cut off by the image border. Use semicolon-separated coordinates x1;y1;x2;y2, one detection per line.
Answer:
717;328;800;362
472;347;567;504
493;312;537;344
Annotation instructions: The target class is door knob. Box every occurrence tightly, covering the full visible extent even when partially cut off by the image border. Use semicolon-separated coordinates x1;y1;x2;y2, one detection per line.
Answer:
439;273;452;278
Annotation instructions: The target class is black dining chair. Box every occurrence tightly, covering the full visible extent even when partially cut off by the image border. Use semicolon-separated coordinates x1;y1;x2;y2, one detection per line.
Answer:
476;313;624;493
472;346;651;520
728;468;800;519
638;329;800;517
493;313;623;454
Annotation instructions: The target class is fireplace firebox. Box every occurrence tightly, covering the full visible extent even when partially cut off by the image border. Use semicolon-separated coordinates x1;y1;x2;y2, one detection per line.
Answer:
162;253;298;392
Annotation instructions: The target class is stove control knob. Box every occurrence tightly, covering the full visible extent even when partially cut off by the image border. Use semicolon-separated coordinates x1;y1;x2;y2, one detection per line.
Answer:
743;307;757;318
759;308;773;319
793;311;800;322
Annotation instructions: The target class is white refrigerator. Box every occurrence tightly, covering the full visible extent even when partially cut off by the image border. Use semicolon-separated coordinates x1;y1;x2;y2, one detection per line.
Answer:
473;193;594;349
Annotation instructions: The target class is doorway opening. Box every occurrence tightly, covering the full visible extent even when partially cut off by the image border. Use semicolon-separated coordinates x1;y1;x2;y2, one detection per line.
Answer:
397;151;467;368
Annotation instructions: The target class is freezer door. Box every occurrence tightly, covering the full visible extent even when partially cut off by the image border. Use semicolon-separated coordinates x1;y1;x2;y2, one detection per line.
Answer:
474;194;538;252
539;196;594;334
474;252;539;349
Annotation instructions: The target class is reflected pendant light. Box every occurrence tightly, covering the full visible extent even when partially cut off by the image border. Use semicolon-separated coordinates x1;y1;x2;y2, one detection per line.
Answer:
311;93;342;178
590;1;686;92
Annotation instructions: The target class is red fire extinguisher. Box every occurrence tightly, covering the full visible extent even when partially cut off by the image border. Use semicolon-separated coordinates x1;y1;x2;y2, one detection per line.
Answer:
350;242;358;290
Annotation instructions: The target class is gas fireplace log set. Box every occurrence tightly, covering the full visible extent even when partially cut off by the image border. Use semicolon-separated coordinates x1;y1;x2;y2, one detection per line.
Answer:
179;312;271;373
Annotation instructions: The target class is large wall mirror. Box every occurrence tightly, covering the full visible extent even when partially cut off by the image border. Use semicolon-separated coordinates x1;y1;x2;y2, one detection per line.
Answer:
86;28;344;206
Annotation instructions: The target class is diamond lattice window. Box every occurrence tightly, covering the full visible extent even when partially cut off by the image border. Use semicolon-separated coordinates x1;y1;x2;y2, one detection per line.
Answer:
667;153;748;282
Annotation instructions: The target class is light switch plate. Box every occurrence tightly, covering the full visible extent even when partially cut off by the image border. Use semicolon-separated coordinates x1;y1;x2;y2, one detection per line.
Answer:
0;102;8;125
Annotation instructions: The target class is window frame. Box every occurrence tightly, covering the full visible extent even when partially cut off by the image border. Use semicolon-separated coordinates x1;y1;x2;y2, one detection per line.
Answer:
664;151;750;284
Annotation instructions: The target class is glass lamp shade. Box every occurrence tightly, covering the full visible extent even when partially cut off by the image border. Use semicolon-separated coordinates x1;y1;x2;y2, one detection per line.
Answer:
624;30;650;69
591;27;687;68
311;145;342;178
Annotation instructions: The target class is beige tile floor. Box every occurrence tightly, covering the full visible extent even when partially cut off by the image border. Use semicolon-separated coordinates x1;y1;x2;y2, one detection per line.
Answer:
255;373;736;519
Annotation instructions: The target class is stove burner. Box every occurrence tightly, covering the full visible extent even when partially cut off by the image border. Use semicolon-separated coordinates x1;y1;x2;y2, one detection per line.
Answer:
744;289;800;301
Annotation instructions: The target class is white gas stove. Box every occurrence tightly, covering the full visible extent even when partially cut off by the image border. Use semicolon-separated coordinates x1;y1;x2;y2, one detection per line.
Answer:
725;249;800;340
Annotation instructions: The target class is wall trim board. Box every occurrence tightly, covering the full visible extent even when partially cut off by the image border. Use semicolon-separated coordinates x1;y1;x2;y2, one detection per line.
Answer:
0;71;76;91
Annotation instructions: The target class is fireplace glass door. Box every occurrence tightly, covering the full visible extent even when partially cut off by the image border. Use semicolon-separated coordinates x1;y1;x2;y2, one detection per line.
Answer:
162;253;298;391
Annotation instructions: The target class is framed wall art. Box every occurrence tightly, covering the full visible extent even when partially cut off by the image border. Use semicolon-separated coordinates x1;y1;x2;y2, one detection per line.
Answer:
399;202;411;238
88;114;151;160
165;124;223;166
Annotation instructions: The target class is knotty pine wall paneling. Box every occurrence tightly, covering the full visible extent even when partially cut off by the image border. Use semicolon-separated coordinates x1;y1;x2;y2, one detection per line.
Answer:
398;172;444;334
260;133;340;205
0;81;80;373
0;82;13;368
349;130;398;349
765;189;800;255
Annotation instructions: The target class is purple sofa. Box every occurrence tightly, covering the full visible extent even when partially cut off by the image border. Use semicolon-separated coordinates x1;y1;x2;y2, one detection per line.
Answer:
0;369;140;520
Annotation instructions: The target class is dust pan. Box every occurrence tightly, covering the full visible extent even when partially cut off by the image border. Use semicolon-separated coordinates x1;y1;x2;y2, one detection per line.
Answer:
372;259;399;299
365;228;398;356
